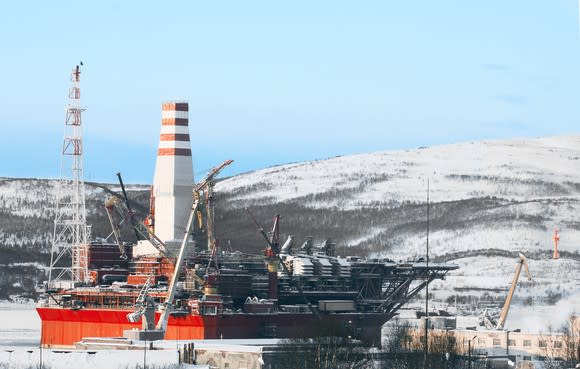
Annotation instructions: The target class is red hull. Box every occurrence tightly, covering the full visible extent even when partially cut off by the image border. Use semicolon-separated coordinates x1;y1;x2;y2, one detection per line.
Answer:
37;307;387;348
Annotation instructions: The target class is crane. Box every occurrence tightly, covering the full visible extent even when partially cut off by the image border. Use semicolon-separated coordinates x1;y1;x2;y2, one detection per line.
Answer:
495;253;531;330
154;159;233;333
105;173;171;260
246;210;320;318
203;159;233;271
123;159;233;340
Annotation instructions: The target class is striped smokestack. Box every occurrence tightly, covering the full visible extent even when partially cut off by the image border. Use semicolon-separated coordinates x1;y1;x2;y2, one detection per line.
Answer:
152;102;194;245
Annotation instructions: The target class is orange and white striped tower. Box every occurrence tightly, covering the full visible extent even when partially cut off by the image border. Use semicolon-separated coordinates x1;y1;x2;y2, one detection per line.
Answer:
151;102;194;247
553;228;560;259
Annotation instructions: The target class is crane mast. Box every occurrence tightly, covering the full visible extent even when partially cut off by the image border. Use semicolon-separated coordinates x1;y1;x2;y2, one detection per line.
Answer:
155;159;233;333
496;253;531;330
120;160;233;341
123;159;233;339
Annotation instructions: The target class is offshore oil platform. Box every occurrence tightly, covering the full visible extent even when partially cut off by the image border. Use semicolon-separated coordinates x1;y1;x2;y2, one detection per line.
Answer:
37;65;458;348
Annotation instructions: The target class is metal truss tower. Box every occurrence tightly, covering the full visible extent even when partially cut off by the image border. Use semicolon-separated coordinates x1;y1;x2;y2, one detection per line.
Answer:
48;64;90;287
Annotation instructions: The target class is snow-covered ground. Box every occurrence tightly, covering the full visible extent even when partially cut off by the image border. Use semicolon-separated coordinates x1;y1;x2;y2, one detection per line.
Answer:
0;303;190;369
0;347;181;369
425;254;580;331
505;292;580;333
0;301;40;348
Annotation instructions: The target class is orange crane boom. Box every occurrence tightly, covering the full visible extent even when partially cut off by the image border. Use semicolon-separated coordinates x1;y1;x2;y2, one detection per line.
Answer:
496;253;531;330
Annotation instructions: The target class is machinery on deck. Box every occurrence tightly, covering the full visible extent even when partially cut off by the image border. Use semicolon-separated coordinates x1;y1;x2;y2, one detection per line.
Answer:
105;173;170;260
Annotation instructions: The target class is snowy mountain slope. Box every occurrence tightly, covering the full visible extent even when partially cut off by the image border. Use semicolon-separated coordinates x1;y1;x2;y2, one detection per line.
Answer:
213;136;580;317
219;136;580;207
216;136;580;255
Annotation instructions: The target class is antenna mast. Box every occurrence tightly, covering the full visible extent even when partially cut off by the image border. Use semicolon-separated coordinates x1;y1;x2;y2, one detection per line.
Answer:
48;64;90;287
424;178;430;369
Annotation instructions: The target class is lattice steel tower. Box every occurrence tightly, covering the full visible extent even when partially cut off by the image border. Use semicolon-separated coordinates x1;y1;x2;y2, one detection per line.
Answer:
48;64;90;287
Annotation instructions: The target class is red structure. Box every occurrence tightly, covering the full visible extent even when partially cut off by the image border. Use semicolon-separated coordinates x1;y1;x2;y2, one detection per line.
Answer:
37;306;389;348
553;228;560;259
37;240;457;348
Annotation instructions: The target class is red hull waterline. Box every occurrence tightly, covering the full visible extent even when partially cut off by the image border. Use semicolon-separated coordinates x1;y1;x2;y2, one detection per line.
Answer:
37;307;388;349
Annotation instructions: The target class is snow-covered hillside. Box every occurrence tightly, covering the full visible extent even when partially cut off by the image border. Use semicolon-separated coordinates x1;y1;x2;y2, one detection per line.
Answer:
0;178;149;248
1;136;579;329
219;136;580;206
217;136;580;254
214;136;580;324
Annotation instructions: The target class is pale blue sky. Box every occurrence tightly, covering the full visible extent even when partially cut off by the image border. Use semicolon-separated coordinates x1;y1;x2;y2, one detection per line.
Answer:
1;0;579;183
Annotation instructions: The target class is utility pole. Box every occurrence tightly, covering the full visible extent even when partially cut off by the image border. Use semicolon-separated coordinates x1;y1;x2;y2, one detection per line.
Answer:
468;339;472;369
468;335;477;369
